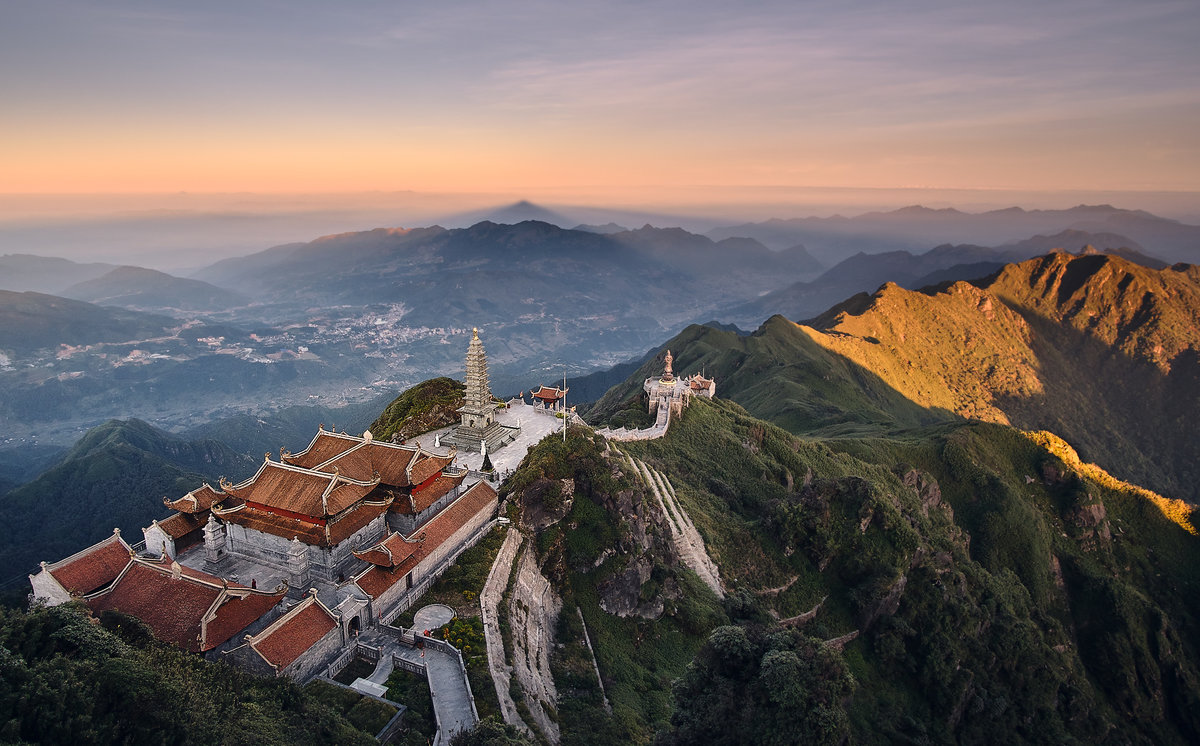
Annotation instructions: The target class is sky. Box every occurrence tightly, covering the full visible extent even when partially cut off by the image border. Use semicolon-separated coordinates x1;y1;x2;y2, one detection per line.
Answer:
2;0;1198;201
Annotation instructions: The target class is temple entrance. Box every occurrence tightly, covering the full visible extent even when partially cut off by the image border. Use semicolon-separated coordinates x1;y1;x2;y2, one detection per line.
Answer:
348;616;361;637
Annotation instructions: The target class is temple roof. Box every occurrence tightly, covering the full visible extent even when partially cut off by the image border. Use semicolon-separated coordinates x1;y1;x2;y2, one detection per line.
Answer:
409;469;468;514
355;479;498;600
221;460;379;519
249;594;338;671
156;512;206;539
281;428;362;469
44;530;132;597
410;452;455;487
164;483;224;513
86;557;284;652
312;440;420;486
530;385;567;401
353;532;421;568
213;499;390;547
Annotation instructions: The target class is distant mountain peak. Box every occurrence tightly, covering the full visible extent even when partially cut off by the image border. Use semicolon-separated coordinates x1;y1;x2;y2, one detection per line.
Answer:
482;200;571;227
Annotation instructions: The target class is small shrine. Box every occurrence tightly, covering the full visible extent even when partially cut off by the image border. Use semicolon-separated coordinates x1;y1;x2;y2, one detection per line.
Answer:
644;349;716;422
529;384;568;409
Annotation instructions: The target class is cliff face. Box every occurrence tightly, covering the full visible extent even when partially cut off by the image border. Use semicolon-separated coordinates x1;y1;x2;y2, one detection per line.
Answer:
502;430;683;621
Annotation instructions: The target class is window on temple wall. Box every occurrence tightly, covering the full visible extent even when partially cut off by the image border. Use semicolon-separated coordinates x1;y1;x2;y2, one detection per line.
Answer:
406;572;413;590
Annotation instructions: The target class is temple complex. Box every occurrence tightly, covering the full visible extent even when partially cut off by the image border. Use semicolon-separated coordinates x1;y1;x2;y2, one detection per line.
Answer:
31;424;499;682
444;328;520;453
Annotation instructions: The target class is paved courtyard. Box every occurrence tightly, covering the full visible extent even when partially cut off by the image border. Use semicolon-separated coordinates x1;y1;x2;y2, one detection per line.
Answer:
411;400;573;477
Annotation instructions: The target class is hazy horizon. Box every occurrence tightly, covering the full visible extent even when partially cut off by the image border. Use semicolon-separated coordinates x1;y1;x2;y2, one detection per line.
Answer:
3;187;1199;271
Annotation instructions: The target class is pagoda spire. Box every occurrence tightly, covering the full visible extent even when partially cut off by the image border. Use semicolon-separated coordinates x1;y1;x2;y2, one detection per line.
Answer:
456;327;497;432
464;328;492;414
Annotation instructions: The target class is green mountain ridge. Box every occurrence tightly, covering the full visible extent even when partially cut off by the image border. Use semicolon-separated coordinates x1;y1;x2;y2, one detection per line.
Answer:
501;397;1198;743
0;419;253;594
591;252;1200;504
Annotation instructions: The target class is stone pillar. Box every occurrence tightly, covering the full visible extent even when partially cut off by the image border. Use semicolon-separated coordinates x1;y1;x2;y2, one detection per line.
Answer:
288;537;310;588
204;515;226;564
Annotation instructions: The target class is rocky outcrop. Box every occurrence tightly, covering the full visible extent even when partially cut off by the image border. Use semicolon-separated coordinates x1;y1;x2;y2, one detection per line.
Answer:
519;477;575;531
508;543;562;744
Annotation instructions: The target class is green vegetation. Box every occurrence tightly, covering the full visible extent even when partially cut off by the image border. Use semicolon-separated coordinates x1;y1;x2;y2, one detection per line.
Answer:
370;376;465;441
624;398;1200;744
450;716;537;745
661;625;855;746
0;603;377;745
385;668;436;746
305;680;397;735
0;419;254;602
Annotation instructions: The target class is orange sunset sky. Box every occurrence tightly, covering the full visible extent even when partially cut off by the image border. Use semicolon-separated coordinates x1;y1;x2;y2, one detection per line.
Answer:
2;0;1197;200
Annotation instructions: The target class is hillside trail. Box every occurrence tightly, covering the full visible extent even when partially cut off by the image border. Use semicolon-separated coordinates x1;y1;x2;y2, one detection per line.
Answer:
624;453;724;598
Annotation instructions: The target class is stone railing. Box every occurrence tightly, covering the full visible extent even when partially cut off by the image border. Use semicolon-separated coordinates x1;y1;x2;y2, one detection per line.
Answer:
323;646;357;680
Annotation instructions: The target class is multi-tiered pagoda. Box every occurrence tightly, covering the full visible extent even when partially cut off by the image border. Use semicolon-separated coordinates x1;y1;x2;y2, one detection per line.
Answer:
444;328;519;453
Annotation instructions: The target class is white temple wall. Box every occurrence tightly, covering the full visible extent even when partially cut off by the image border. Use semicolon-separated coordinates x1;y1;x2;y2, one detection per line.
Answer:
28;569;71;606
221;514;386;584
142;524;175;559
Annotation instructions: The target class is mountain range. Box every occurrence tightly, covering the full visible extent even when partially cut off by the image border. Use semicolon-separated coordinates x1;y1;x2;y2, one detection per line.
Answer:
2;207;1198;742
591;252;1200;504
707;203;1200;265
721;229;1167;327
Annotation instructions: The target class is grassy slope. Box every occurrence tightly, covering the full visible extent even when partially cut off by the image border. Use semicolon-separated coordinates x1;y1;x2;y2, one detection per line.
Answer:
620;398;1199;744
0;420;253;596
369;377;465;441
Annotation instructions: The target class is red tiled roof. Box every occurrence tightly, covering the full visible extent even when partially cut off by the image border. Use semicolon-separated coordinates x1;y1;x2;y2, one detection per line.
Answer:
216;501;389;547
48;533;132;596
286;430;420;486
204;592;288;651
157;512;205;539
355;479;497;599
354;532;421;568
329;442;420;486
411;470;467;513
530;385;567;400
164;484;224;513
224;461;377;518
251;599;338;670
282;430;359;469
410;453;453;487
327;503;390;546
86;558;283;652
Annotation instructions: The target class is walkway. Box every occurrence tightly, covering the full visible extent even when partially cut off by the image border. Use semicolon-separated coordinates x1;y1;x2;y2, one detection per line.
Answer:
625;453;723;598
595;396;671;441
358;627;479;744
411;400;565;475
480;527;533;736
